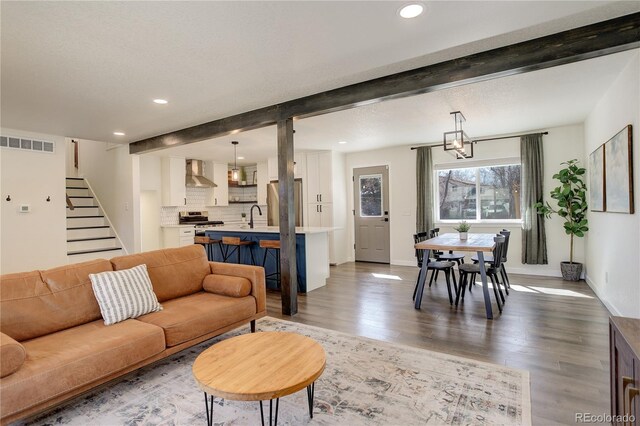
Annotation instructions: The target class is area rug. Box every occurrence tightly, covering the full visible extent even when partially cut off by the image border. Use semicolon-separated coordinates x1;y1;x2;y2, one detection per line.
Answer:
23;317;531;425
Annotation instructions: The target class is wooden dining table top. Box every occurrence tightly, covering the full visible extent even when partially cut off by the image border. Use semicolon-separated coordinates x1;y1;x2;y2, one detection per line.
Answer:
414;233;497;252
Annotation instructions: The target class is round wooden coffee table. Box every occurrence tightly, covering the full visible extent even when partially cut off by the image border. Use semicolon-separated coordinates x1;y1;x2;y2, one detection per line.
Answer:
193;331;326;426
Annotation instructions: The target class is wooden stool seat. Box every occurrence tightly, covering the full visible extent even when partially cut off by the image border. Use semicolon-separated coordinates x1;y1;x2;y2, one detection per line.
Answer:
221;236;256;264
195;236;222;261
259;239;280;249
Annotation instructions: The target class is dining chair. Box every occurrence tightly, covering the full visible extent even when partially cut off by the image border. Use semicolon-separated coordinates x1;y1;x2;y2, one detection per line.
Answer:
470;229;511;293
456;234;507;313
412;233;458;305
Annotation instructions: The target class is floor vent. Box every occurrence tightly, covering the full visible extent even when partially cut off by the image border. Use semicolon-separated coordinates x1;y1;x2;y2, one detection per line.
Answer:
0;135;55;154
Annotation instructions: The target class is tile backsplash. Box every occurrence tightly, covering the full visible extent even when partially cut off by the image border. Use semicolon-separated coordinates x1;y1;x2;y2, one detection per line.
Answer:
160;185;267;226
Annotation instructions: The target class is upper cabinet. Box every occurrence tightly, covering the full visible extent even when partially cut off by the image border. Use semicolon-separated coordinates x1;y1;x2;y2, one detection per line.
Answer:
206;162;229;206
267;153;306;182
306;151;333;204
161;157;186;206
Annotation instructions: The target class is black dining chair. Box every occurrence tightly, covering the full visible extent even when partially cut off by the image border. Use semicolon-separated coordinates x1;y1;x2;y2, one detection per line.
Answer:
470;229;511;293
456;234;507;313
412;233;458;305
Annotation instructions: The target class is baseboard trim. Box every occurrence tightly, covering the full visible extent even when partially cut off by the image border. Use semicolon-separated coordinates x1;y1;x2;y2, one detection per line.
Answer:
584;275;621;317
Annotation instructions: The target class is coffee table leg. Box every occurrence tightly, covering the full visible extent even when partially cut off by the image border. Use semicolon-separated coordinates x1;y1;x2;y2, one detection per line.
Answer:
204;392;213;426
259;400;265;426
306;382;315;418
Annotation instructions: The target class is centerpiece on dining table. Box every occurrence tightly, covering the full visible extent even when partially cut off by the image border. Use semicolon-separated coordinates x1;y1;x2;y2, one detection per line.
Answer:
453;220;471;240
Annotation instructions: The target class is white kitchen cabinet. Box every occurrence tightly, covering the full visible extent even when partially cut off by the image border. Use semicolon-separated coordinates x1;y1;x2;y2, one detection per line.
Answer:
206;162;229;206
163;227;195;248
267;153;306;182
256;162;268;205
307;203;333;227
161;157;186;206
306;151;333;204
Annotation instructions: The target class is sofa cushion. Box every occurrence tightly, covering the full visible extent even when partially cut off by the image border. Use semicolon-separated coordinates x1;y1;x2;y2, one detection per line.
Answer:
203;274;252;298
0;259;111;341
0;332;26;378
111;245;210;302
90;264;162;325
0;319;165;419
136;292;256;347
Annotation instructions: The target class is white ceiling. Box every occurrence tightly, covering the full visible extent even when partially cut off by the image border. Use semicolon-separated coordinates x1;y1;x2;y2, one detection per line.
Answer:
150;50;637;165
2;1;639;146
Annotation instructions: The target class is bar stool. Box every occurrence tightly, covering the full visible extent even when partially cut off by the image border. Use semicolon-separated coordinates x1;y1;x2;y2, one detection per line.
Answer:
221;236;256;265
194;236;222;261
260;239;281;289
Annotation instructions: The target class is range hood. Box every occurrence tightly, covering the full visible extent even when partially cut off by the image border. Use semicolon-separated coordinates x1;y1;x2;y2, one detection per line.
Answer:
185;159;217;188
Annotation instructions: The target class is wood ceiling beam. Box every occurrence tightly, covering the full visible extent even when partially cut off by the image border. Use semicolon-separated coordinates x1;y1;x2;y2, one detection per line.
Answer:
129;12;640;154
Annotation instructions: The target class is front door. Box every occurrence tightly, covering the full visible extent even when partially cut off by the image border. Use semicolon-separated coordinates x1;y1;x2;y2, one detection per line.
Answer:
354;166;390;263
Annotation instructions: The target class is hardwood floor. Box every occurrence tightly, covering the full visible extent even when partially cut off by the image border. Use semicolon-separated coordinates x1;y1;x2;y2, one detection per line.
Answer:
265;262;610;425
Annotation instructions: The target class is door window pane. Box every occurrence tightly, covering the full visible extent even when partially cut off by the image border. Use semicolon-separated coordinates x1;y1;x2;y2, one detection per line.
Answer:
359;174;382;217
438;168;476;220
479;165;521;219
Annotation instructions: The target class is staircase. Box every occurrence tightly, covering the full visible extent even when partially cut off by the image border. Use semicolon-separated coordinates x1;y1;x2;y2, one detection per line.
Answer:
66;177;124;262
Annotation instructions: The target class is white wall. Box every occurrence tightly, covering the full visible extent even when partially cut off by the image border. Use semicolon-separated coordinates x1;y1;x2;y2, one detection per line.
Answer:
343;123;585;275
0;128;68;273
584;51;640;318
345;146;417;265
77;140;140;254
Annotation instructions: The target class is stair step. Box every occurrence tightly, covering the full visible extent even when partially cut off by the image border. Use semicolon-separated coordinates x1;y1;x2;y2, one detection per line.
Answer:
67;216;106;227
66;177;84;180
67;196;96;207
67;236;116;242
67;247;122;256
66;188;90;196
66;186;88;189
67;226;113;239
67;206;101;217
66;215;104;219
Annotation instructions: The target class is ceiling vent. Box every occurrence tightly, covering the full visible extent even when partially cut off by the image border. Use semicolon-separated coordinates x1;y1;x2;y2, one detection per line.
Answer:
0;135;55;154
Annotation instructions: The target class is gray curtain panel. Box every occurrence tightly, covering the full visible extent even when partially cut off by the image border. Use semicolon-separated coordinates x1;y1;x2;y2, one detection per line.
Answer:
521;134;548;264
416;146;434;234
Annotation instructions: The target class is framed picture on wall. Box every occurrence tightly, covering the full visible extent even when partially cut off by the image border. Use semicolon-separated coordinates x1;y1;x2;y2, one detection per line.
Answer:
589;144;606;212
604;125;634;214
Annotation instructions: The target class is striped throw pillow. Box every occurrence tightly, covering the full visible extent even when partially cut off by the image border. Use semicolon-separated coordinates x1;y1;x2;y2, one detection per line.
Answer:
89;264;162;326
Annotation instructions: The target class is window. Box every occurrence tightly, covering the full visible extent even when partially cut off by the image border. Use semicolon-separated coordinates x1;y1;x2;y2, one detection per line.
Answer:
359;174;383;217
437;163;521;221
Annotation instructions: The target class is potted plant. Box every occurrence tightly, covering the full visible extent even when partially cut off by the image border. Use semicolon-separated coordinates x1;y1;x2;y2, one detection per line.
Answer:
534;159;588;281
454;220;471;240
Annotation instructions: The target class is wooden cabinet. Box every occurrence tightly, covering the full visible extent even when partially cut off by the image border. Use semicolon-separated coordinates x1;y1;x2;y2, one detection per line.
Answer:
256;162;268;205
207;162;229;206
306;151;333;204
610;316;640;425
163;226;195;248
161;157;186;206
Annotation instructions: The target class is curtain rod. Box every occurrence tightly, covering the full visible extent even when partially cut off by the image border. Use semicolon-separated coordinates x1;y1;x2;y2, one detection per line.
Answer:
410;131;548;150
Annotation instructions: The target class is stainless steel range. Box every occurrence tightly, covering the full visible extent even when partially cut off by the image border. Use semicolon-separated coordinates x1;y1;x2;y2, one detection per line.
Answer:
178;211;224;229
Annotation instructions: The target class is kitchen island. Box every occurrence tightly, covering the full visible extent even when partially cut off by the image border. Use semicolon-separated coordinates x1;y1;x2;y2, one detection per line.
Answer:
202;225;333;293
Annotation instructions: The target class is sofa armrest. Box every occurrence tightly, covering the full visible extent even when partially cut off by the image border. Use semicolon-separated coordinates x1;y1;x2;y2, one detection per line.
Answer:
1;332;26;378
208;262;266;314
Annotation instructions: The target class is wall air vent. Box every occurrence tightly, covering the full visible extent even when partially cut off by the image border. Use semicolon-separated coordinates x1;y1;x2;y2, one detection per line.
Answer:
0;135;55;154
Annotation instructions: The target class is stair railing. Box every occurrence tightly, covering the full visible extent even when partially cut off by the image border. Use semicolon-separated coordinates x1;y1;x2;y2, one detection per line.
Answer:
66;194;74;210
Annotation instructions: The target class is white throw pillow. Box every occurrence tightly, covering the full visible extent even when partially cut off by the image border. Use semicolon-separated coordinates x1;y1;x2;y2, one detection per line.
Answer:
89;264;162;325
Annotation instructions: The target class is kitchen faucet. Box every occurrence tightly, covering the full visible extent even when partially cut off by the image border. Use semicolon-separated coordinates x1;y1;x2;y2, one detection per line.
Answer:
249;204;262;229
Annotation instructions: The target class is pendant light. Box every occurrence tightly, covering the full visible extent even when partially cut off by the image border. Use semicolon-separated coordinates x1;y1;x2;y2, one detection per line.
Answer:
231;141;239;181
443;111;474;159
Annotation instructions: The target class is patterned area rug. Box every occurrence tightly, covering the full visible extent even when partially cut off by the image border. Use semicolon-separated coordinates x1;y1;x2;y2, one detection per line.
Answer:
24;317;531;425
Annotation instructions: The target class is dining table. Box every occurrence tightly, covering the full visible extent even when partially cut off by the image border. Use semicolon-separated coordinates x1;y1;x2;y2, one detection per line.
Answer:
414;233;497;319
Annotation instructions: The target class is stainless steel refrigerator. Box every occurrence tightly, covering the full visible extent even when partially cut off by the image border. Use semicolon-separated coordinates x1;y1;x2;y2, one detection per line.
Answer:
267;179;303;226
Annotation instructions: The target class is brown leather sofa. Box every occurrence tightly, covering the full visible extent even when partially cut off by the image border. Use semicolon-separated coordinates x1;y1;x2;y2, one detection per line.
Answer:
0;245;266;424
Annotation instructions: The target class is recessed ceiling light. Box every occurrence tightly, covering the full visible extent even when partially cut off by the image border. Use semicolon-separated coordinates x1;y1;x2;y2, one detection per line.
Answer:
237;156;245;160
153;99;168;104
338;141;347;145
399;4;423;19
113;131;125;136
